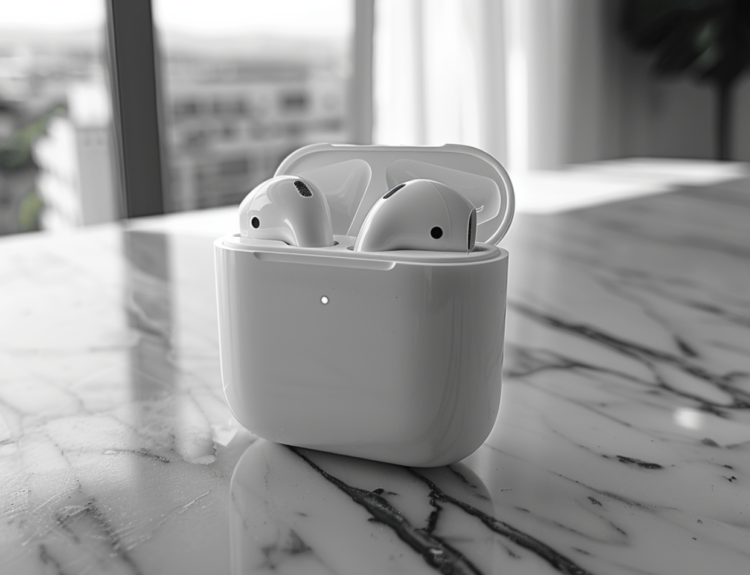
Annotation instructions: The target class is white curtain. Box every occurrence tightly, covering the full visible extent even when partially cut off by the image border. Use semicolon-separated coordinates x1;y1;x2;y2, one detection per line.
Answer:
372;0;508;166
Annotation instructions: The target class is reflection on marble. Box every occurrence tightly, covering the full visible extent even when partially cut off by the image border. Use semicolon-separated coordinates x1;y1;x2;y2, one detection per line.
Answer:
1;180;750;574
230;440;500;574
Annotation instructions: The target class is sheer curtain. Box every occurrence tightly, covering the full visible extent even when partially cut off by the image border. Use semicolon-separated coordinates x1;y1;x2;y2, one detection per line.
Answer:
372;0;624;174
372;0;508;166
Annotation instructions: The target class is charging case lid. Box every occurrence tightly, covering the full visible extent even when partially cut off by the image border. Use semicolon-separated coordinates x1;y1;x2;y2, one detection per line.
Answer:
275;144;515;245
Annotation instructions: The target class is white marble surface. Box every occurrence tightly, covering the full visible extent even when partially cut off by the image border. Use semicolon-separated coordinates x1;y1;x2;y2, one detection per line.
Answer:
513;158;750;213
2;177;750;574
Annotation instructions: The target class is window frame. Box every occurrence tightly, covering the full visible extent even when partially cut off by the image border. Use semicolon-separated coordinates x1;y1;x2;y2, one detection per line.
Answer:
106;0;168;218
106;0;373;219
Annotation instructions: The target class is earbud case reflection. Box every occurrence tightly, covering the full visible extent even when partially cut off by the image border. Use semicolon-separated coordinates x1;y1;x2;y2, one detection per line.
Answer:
214;144;515;467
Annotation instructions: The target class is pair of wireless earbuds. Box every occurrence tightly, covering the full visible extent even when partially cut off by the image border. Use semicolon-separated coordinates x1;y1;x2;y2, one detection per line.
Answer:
239;176;477;252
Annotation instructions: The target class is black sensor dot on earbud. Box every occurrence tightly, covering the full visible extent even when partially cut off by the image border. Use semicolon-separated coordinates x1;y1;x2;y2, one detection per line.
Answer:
431;226;443;239
251;217;260;229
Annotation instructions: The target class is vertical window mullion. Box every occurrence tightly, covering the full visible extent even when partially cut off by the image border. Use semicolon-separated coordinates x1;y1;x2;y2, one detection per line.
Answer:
349;0;375;144
106;0;167;218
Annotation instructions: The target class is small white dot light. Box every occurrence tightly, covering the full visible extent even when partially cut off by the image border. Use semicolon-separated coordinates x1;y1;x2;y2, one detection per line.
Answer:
320;296;329;305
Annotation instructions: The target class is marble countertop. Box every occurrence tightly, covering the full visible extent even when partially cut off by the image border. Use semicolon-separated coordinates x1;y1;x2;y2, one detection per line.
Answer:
2;178;750;574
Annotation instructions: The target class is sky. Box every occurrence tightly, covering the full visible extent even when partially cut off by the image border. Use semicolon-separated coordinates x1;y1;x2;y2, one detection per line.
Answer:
0;0;352;37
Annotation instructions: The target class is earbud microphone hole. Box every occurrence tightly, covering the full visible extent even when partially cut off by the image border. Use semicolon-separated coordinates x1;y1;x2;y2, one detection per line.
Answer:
430;226;443;239
251;217;260;229
383;183;406;199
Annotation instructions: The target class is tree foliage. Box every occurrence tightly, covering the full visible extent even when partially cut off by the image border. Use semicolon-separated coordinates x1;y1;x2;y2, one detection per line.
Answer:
621;0;750;160
0;106;66;173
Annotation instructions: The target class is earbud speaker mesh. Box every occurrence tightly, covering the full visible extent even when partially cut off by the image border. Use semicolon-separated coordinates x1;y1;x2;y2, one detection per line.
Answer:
468;211;476;250
293;180;312;197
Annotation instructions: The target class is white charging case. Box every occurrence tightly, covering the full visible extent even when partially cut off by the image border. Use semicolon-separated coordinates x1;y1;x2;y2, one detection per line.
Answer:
215;144;514;467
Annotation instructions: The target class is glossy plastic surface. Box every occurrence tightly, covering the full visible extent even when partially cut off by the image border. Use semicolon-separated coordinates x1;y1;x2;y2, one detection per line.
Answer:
238;175;333;247
354;179;477;252
276;143;514;244
215;239;508;466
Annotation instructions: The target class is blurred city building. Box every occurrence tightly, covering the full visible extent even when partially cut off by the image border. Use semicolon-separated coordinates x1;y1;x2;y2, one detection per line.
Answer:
163;55;347;211
0;0;351;235
33;81;115;229
32;58;348;227
0;22;106;234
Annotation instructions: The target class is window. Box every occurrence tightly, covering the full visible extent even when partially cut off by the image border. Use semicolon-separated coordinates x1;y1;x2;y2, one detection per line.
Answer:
0;0;116;234
154;0;356;213
0;1;373;228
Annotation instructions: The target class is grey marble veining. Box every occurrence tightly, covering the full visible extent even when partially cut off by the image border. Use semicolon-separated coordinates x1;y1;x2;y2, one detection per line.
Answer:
1;179;750;574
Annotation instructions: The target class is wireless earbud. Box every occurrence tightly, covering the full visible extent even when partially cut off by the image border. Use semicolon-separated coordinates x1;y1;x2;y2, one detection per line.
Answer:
239;175;334;247
354;179;477;252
